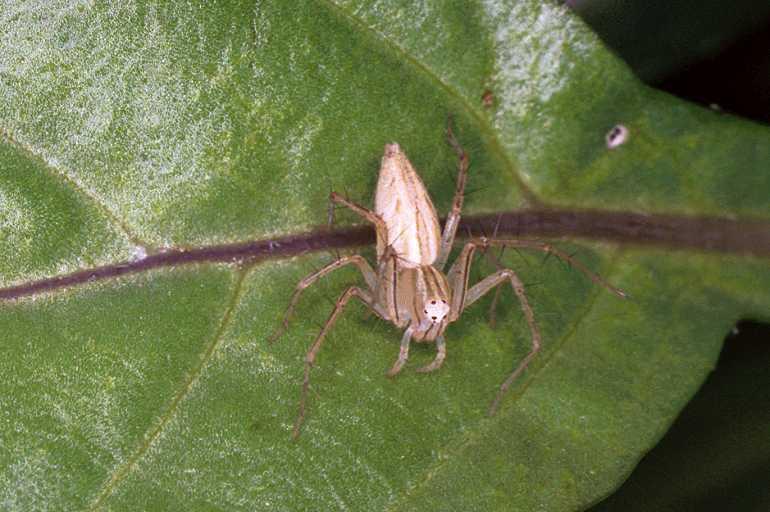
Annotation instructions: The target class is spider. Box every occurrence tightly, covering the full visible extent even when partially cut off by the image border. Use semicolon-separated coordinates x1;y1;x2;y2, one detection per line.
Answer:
271;124;626;438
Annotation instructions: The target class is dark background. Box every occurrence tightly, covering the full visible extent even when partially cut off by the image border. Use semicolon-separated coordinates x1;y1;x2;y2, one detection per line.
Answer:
566;1;770;510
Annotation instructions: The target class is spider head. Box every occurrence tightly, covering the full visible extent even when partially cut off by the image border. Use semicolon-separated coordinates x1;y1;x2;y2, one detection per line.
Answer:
413;297;450;341
423;298;450;324
406;265;452;341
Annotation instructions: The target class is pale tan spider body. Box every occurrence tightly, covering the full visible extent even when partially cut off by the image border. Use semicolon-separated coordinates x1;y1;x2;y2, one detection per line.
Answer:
271;127;625;438
373;144;452;343
374;144;441;267
378;264;451;342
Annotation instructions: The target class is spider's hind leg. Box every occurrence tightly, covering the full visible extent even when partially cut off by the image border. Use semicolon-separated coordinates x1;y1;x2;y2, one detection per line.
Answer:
293;286;380;439
328;192;389;259
482;239;627;299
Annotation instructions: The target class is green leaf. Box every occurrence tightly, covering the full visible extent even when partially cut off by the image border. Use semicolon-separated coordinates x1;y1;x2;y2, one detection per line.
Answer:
1;1;768;510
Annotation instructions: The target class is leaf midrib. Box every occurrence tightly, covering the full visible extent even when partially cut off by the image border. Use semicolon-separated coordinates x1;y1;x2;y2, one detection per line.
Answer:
2;207;769;301
3;0;536;275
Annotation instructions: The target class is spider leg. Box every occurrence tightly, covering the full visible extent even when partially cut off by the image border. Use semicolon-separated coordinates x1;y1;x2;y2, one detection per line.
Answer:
488;285;504;329
415;335;447;373
294;286;377;439
269;255;379;344
445;237;624;414
446;241;479;320
461;268;541;416
329;192;390;261
479;237;506;328
435;120;469;271
386;327;414;377
482;239;627;298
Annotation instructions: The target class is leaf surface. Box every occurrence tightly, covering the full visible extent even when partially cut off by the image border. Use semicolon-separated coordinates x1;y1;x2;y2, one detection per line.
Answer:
1;1;769;510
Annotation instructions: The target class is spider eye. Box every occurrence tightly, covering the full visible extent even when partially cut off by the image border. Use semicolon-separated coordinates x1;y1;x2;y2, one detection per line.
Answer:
431;316;437;320
423;309;427;314
441;299;446;304
431;300;436;304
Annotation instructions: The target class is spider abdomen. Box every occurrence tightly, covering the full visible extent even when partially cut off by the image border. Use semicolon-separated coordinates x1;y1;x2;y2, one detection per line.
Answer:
374;143;441;268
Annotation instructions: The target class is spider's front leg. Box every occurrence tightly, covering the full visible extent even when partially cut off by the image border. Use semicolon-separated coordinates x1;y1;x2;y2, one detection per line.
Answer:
462;267;541;415
446;238;626;415
268;255;378;344
273;191;396;438
435;121;470;271
447;240;541;415
386;327;415;377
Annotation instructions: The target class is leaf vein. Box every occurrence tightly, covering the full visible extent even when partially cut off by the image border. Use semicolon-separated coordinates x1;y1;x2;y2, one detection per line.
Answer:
0;127;146;248
319;0;541;206
88;269;249;510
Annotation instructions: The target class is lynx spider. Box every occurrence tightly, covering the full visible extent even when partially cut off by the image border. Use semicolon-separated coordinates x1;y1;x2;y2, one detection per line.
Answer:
271;124;626;438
